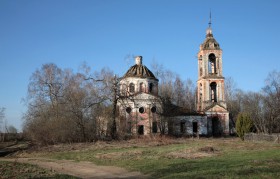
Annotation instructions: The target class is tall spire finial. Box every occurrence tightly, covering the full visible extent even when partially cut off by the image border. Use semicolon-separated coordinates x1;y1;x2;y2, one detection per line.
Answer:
208;10;212;28
206;10;213;36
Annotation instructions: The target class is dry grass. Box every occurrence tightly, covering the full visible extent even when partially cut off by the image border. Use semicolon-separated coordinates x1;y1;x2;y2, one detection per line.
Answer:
166;146;220;159
8;137;280;178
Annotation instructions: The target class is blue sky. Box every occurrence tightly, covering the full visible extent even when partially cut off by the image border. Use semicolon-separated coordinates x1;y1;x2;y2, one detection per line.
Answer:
0;0;280;131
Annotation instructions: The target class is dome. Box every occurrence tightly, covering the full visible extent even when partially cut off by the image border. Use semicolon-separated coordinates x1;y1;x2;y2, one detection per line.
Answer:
123;56;158;80
124;64;158;80
201;28;221;50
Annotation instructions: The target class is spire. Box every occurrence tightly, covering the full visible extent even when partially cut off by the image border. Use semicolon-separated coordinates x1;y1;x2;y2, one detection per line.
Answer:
208;10;212;28
206;10;213;36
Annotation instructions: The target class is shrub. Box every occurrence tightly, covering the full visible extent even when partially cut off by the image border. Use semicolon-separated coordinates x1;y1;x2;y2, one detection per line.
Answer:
236;113;253;140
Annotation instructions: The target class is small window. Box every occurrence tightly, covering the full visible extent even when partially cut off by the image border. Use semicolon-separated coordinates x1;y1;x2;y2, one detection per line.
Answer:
140;82;145;92
129;83;135;93
149;83;153;93
139;107;145;113
126;107;132;113
193;122;198;133
151;106;156;113
180;121;186;133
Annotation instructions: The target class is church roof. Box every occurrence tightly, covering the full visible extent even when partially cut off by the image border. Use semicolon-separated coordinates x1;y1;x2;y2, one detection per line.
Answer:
201;31;221;50
123;56;158;80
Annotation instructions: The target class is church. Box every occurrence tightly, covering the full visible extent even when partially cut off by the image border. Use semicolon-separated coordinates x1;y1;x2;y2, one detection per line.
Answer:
116;20;230;137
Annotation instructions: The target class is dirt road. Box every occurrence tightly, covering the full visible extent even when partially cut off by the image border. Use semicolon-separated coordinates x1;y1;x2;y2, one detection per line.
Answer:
1;158;149;179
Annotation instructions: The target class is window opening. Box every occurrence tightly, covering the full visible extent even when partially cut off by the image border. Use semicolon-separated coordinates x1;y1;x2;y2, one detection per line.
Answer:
149;83;153;93
126;107;132;113
208;54;216;74
129;83;135;93
140;82;145;92
193;122;198;134
139;107;145;113
180;121;186;133
151;106;156;113
210;82;217;102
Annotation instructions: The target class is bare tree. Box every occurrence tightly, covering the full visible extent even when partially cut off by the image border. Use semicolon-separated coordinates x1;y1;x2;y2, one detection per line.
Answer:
262;70;280;133
0;107;5;141
225;77;243;129
173;76;185;107
242;92;267;133
184;78;196;112
23;63;115;144
0;107;5;132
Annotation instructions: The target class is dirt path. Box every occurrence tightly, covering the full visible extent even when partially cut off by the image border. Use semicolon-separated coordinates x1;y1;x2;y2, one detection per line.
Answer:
0;158;149;179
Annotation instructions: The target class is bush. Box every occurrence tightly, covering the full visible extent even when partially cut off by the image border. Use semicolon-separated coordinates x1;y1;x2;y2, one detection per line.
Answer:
236;113;253;140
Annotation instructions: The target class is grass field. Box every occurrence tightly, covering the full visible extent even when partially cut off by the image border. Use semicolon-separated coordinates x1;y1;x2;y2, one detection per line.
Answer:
0;161;80;179
25;137;280;179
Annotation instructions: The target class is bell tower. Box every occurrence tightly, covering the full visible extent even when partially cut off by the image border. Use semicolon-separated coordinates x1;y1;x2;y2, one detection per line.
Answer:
196;13;229;135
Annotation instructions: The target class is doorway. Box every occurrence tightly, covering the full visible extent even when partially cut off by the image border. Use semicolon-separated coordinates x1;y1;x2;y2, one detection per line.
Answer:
193;121;198;135
152;122;158;133
138;125;144;135
212;117;222;137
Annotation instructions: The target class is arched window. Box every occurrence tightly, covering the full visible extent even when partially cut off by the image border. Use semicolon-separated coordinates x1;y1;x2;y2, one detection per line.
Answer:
149;83;153;93
140;82;145;92
210;82;217;102
208;54;216;74
129;83;135;93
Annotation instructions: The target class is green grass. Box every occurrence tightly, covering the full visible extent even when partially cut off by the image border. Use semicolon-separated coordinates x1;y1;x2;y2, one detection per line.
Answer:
25;138;280;179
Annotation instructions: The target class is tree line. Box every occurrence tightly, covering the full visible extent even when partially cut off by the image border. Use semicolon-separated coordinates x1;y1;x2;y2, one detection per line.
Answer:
225;71;280;136
22;62;280;144
22;62;197;144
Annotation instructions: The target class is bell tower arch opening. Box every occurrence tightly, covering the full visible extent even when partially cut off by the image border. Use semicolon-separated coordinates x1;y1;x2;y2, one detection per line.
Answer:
210;82;217;102
208;53;217;74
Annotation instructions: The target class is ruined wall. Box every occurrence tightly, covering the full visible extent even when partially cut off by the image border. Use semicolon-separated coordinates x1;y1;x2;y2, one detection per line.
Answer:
168;115;208;136
244;133;280;143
